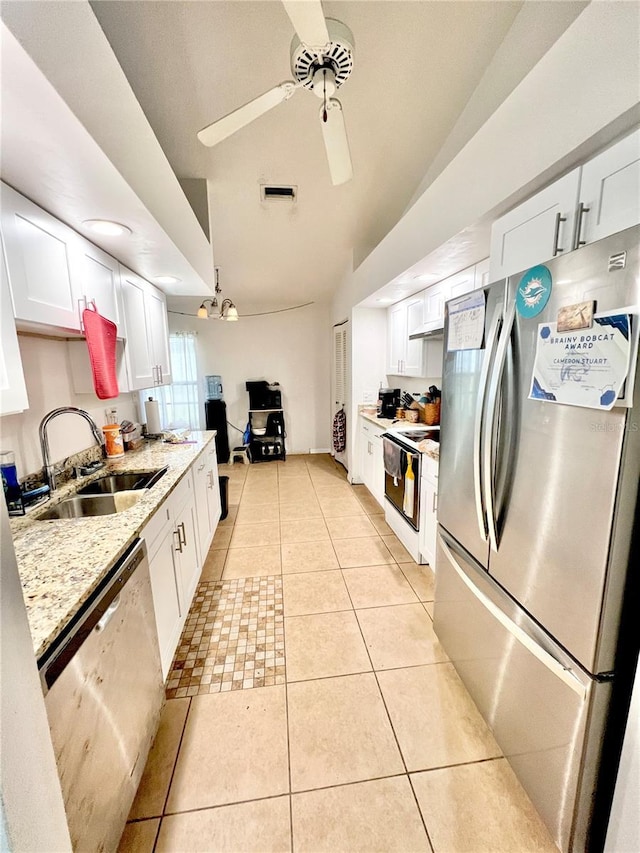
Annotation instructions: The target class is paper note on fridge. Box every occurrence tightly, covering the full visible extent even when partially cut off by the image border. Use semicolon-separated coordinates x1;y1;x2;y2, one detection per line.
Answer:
447;291;486;351
529;312;632;410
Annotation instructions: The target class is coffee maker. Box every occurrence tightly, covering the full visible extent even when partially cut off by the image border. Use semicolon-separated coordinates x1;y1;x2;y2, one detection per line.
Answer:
377;388;401;418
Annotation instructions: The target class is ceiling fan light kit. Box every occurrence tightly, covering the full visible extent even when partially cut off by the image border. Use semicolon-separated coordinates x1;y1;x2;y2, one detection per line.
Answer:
197;2;354;186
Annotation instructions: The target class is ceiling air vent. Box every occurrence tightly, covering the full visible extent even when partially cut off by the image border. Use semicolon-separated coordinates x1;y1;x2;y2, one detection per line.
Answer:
261;185;297;202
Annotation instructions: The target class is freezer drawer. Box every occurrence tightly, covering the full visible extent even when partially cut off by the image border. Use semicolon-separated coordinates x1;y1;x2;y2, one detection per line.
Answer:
433;529;611;853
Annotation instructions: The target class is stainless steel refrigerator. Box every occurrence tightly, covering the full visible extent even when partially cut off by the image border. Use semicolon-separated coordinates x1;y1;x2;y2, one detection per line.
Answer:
434;225;640;853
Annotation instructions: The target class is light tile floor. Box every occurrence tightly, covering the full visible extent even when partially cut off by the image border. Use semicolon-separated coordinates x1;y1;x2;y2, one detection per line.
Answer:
119;454;559;853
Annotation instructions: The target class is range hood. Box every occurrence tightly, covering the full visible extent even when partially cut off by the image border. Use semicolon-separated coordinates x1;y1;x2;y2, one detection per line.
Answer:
409;325;444;340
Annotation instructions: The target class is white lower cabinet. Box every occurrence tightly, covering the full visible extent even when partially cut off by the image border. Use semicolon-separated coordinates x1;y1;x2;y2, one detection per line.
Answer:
419;457;439;569
144;503;182;679
359;417;385;509
143;465;203;679
173;473;200;617
193;443;221;566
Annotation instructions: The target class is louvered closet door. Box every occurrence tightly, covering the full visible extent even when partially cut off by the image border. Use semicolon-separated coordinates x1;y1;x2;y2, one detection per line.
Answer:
332;322;348;467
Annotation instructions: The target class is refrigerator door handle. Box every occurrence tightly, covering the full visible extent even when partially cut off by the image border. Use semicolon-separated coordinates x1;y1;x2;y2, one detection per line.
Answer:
438;533;588;699
473;303;503;542
483;299;516;552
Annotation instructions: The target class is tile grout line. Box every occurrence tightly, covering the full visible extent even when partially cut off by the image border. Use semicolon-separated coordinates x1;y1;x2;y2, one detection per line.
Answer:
279;461;295;853
151;695;193;851
339;551;436;849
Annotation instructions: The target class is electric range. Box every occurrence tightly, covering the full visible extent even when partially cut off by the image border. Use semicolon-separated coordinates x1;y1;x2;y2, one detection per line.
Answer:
385;426;440;452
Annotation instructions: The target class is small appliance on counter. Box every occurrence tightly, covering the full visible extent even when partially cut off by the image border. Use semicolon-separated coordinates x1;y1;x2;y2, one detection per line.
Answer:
377;388;401;418
1;450;24;516
246;380;282;410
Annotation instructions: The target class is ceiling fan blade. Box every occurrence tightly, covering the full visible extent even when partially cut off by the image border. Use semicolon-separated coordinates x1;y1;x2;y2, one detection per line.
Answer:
320;99;353;186
282;0;329;46
197;82;297;147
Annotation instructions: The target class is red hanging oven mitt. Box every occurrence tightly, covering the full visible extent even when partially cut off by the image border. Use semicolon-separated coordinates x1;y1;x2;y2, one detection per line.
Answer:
82;302;119;399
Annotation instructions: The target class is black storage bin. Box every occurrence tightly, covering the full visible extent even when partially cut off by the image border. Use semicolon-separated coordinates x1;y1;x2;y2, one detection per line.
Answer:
205;400;230;463
219;475;229;520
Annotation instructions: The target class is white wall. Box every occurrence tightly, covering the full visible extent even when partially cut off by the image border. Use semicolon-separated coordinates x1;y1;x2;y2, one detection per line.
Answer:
0;335;138;479
167;300;332;455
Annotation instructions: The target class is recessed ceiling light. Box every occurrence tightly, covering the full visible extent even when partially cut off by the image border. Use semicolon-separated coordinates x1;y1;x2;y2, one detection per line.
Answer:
82;219;132;237
154;275;181;285
375;297;394;303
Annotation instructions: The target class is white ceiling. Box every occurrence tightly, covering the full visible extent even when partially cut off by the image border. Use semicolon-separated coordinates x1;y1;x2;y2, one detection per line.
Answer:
90;0;527;310
0;1;586;311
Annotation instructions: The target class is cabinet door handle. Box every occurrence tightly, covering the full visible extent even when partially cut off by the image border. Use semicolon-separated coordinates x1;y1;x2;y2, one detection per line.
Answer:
552;212;567;256
197;462;205;472
178;521;186;547
207;471;214;489
157;365;163;384
174;528;183;553
433;492;438;513
78;296;88;332
573;202;590;250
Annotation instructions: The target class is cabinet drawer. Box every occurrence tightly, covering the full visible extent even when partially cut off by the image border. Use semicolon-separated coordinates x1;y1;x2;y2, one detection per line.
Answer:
171;470;193;513
142;502;173;559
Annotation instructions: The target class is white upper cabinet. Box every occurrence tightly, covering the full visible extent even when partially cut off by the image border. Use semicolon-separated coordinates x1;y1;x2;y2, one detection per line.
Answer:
1;183;126;338
388;302;407;375
121;267;155;390
474;258;491;290
404;296;425;376
424;281;445;327
489;169;581;281
576;128;640;247
146;286;172;386
1;183;82;331
76;242;125;337
387;295;425;376
443;267;477;302
0;241;28;416
120;266;172;390
489;129;640;281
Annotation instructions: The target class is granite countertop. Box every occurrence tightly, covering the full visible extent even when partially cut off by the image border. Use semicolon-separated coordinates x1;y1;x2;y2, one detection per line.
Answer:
359;410;440;459
10;431;216;659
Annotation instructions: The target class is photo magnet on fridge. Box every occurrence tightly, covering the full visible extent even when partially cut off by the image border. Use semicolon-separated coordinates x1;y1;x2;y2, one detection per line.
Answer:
516;264;552;318
557;300;595;332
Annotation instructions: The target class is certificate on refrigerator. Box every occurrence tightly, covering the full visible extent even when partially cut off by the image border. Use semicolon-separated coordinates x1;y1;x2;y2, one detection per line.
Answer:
529;311;634;410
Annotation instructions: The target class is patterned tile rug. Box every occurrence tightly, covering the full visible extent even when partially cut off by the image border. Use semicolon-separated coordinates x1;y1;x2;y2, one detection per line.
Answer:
165;576;285;698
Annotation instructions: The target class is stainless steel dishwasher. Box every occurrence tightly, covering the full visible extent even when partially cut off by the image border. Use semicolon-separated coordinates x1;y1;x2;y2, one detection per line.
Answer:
39;538;164;852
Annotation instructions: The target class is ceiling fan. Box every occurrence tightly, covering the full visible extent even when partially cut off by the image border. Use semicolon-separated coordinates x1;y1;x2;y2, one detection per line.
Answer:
197;0;355;186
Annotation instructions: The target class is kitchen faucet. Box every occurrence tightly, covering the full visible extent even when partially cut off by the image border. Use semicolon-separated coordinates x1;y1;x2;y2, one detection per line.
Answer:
39;407;104;490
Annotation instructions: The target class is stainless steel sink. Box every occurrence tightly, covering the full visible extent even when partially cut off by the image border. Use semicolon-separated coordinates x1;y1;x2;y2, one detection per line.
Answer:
38;492;142;520
76;467;167;496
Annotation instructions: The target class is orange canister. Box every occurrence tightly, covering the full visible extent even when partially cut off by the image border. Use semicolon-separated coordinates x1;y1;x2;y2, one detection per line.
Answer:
102;423;125;458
